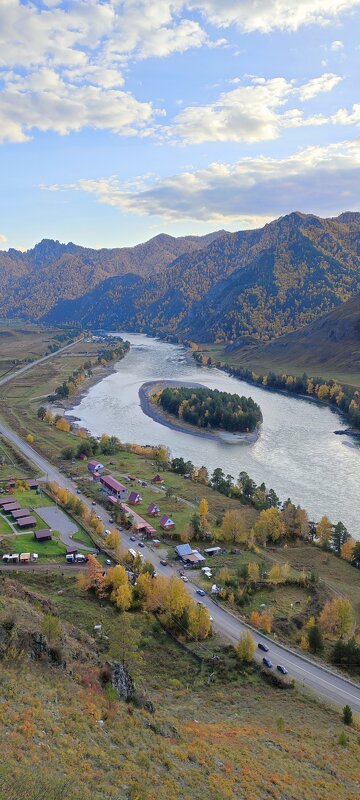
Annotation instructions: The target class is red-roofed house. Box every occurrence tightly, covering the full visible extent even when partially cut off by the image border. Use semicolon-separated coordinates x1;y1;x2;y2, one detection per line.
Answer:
27;479;39;490
151;474;164;484
100;475;128;500
2;502;20;513
128;491;142;505
17;516;37;528
147;502;160;516
11;508;31;520
88;460;104;474
160;514;175;530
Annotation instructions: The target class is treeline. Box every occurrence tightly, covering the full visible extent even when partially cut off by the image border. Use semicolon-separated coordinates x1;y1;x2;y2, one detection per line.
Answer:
48;339;129;401
155;386;262;433
193;353;360;431
81;555;212;641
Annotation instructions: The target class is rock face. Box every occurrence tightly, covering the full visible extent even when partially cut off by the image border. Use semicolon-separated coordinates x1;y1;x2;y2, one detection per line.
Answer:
107;660;135;701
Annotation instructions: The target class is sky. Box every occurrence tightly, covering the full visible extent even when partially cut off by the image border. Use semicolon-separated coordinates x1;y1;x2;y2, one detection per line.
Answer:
1;0;360;250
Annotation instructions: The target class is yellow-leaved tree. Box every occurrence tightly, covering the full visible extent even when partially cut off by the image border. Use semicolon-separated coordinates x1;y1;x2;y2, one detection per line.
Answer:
236;631;256;663
253;507;285;545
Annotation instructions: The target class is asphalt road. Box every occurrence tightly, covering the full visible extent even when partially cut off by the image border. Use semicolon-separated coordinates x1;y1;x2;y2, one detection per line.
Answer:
1;363;360;712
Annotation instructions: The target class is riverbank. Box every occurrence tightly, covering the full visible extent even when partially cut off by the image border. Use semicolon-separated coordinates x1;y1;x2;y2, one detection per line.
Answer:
139;380;260;444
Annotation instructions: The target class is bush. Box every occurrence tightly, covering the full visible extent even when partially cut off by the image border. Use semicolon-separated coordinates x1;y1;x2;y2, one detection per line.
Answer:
343;705;353;725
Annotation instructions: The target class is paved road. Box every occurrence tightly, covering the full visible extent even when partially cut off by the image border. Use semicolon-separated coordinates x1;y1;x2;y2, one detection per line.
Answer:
0;370;360;712
0;338;81;389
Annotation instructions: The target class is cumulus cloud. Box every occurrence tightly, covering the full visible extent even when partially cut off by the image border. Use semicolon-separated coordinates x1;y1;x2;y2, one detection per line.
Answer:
331;40;345;51
41;138;360;224
166;74;340;144
190;0;360;32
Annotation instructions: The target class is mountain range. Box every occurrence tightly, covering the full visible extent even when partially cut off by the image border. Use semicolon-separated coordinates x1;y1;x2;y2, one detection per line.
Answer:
1;212;360;348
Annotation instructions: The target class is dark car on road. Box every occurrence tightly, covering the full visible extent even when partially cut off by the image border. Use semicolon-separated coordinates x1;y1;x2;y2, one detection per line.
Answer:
196;589;206;596
262;657;273;668
160;559;168;566
277;665;288;675
258;642;269;652
138;541;145;548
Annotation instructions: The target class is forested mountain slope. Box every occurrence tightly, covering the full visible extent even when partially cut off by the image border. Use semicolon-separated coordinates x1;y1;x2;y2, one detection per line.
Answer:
0;230;225;319
44;211;360;343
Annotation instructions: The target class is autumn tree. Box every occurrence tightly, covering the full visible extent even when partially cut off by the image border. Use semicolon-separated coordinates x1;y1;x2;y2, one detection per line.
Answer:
253;507;285;545
83;555;106;597
107;529;121;550
26;433;34;444
236;631;256;663
105;565;132;611
220;510;247;544
187;603;211;640
316;516;333;548
247;561;260;582
319;597;354;638
341;537;356;562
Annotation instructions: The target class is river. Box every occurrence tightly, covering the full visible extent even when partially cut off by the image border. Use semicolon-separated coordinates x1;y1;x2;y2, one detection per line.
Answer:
68;333;360;539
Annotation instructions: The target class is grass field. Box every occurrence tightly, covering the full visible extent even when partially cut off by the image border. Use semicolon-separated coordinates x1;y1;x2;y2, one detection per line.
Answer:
0;323;66;378
0;570;359;800
1;530;67;556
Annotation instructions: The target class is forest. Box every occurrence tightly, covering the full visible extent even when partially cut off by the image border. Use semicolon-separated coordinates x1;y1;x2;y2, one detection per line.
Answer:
155;386;262;433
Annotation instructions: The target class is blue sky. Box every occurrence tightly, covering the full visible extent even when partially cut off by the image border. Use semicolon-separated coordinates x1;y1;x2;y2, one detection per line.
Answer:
1;0;360;250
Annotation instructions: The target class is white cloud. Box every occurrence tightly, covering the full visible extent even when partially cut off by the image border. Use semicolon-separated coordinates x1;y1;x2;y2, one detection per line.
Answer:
41;138;360;224
0;233;7;243
298;72;342;101
331;40;345;50
165;74;339;144
190;1;360;32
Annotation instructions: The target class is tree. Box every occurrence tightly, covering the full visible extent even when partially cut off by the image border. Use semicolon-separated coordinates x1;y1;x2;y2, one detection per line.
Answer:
308;624;324;653
319;597;354;638
341;537;356;562
55;417;71;433
37;406;46;420
351;541;360;569
247;562;260;582
236;631;256;663
83;554;106;597
107;529;121;550
26;433;34;444
105;565;132;611
332;521;349;556
316;516;333;547
194;466;209;484
220;510;247;544
253;507;285;544
268;564;282;584
187;603;212;640
198;498;209;517
342;705;353;725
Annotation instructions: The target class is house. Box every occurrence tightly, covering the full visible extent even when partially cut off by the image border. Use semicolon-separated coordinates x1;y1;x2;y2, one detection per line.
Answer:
175;543;205;567
121;502;156;536
160;514;175;530
26;479;39;490
100;475;128;500
11;508;31;520
151;474;164;484
34;528;52;541
2;502;20;514
175;543;193;559
128;491;142;505
88;460;104;474
0;496;14;506
147;502;160;516
16;515;37;529
204;546;222;556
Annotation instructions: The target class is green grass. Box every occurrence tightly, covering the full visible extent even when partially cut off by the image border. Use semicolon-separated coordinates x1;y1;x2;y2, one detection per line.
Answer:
1;531;66;556
0;515;13;534
71;528;94;548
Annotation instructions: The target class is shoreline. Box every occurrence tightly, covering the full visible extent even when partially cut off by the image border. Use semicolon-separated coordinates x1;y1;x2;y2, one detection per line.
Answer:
51;358;121;426
139;380;260;444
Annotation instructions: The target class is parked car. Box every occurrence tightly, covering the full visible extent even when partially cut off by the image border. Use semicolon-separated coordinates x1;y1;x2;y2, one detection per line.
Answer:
109;518;114;524
258;642;269;652
160;559;168;566
262;657;273;668
92;500;96;506
130;536;136;541
196;589;206;596
277;665;288;675
105;559;112;566
181;575;189;582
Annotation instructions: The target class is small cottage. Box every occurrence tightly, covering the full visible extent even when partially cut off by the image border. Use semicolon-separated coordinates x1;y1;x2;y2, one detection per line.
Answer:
128;491;142;505
160;514;175;530
151;474;164;484
147;502;160;516
34;528;52;541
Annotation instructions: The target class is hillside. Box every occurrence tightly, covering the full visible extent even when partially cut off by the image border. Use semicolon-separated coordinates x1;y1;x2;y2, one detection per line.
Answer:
212;292;360;387
0;230;225;319
43;211;360;343
0;571;359;800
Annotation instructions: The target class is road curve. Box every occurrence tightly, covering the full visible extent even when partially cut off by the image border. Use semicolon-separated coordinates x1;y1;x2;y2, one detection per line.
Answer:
0;366;360;712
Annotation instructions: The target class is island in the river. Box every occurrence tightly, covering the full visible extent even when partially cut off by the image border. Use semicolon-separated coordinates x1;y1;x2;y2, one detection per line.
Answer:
139;380;262;443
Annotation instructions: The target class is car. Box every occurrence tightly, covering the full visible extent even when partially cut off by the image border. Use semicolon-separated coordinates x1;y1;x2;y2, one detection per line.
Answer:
277;665;288;675
130;536;136;541
138;541;145;548
109;518;114;524
196;589;206;596
92;500;96;506
262;657;273;669
181;575;189;582
76;489;81;494
105;559;112;566
160;559;168;566
104;529;111;536
96;514;101;520
258;642;269;652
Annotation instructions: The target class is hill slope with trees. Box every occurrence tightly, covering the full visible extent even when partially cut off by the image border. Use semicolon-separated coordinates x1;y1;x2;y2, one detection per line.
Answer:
43;212;360;344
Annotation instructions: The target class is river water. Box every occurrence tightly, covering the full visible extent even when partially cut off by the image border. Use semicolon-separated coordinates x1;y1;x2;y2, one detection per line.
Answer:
69;333;360;538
